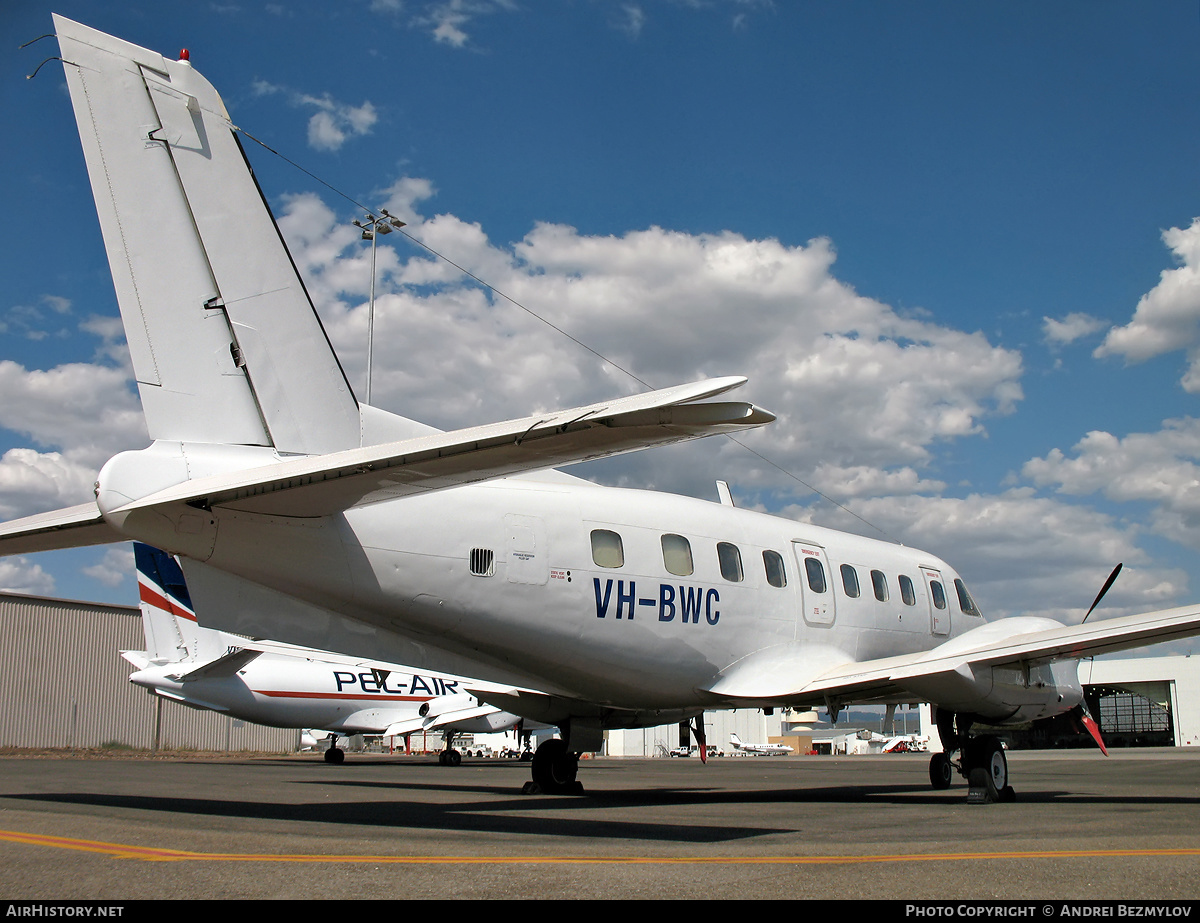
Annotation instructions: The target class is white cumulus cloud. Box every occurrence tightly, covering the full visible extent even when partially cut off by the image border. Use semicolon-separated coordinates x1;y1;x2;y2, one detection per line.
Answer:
1043;312;1105;347
1095;218;1200;390
1023;418;1200;550
275;183;1024;504
252;81;377;152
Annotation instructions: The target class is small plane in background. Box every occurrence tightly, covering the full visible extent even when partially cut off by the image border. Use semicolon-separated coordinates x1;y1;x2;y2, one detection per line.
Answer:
8;17;1200;803
126;543;537;765
728;733;793;756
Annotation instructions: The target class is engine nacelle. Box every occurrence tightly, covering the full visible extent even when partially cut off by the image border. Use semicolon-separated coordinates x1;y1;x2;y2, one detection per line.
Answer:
418;693;476;719
902;617;1084;723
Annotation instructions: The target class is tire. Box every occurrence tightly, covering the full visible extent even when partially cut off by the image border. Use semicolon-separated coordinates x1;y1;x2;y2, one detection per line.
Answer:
530;738;578;791
929;752;952;789
966;736;1007;804
324;747;344;765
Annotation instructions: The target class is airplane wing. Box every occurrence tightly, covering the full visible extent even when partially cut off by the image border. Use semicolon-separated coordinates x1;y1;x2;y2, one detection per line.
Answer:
382;704;510;739
107;377;772;519
703;602;1200;707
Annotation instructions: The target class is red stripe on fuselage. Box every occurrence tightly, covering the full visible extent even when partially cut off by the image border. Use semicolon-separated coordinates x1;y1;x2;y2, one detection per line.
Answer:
256;691;435;702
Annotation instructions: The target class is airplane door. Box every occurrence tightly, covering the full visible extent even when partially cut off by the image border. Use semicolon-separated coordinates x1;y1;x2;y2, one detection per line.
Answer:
793;542;835;627
921;566;950;637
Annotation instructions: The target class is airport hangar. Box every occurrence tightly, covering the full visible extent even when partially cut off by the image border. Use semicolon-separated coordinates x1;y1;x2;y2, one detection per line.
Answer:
0;589;1195;756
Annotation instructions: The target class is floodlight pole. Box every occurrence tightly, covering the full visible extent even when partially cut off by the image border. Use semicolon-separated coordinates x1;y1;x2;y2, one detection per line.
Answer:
352;210;406;406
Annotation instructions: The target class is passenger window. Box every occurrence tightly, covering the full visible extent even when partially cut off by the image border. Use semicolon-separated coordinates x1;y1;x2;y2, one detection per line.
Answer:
840;564;860;598
717;542;743;582
955;578;981;616
930;580;947;610
590;529;624;568
871;569;889;602
805;557;827;594
661;534;694;577
763;550;786;588
899;575;916;606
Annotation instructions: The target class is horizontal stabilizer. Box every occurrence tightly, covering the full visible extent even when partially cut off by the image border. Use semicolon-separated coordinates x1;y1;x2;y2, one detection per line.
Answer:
171;647;262;682
107;377;773;519
120;650;151;671
0;503;121;556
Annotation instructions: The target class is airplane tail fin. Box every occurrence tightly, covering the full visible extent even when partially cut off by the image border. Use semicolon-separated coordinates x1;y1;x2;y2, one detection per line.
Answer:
133;542;226;664
55;15;361;455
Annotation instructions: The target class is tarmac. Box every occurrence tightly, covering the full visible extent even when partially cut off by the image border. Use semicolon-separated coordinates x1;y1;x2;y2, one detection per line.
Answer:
0;748;1198;901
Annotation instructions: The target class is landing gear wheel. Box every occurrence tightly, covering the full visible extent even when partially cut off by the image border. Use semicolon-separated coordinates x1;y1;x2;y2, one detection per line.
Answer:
966;736;1008;804
324;746;344;764
527;738;582;795
929;752;953;790
438;749;462;767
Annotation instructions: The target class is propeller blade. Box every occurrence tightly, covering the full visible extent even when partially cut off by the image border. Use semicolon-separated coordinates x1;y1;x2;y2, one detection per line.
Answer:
1082;562;1122;624
1080;712;1108;757
1077;702;1109;757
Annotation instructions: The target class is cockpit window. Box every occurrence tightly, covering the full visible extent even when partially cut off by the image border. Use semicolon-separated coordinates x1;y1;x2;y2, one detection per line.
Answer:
590;529;624;568
954;578;982;616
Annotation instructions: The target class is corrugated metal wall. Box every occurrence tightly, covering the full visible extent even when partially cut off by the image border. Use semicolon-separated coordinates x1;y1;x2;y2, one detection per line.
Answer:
0;591;296;752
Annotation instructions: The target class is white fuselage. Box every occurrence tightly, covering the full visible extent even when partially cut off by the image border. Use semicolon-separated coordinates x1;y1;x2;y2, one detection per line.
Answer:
161;470;983;713
130;654;516;735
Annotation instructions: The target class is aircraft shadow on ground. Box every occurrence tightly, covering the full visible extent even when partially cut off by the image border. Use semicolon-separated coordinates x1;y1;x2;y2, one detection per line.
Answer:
7;776;1191;847
0;791;769;843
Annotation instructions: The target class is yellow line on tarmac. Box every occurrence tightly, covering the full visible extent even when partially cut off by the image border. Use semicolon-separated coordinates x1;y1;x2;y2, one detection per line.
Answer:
2;830;1199;865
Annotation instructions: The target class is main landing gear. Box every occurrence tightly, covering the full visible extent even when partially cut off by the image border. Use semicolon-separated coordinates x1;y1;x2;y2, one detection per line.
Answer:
322;734;345;764
438;730;462;766
522;737;584;795
930;710;1015;804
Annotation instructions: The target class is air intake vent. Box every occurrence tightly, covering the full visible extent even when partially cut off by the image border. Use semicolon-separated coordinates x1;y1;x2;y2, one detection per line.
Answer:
470;548;495;577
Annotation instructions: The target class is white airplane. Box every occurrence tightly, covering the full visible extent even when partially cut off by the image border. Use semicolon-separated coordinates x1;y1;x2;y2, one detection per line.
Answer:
728;733;793;756
126;543;536;765
5;16;1200;803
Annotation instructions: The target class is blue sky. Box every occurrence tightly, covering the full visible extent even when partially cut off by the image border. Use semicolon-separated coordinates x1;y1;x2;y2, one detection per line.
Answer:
2;1;1200;644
